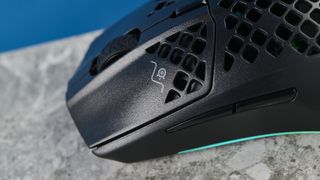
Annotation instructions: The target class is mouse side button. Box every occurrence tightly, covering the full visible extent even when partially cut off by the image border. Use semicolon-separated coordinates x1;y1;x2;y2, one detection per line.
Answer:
166;105;233;133
236;88;297;113
166;88;297;133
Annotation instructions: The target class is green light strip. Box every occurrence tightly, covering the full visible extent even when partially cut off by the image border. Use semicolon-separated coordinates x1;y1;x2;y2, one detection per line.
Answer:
178;131;320;154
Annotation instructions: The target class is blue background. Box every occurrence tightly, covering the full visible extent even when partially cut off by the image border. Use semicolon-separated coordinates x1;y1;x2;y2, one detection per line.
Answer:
0;0;149;52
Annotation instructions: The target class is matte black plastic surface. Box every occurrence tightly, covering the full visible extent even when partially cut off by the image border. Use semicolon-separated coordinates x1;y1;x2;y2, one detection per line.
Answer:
66;0;320;162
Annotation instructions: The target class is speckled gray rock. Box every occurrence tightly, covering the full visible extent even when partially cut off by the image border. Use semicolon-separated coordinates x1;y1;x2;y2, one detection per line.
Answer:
0;32;320;180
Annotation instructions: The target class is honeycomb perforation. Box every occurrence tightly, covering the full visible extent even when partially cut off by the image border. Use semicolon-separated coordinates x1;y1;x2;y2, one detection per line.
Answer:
218;0;320;71
146;22;209;103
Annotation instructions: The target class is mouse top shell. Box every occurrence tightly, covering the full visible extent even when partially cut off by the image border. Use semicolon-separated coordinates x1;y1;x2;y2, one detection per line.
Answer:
66;0;320;162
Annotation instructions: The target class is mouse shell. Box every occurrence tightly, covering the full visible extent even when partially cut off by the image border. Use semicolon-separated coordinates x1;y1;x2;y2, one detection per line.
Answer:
66;0;320;162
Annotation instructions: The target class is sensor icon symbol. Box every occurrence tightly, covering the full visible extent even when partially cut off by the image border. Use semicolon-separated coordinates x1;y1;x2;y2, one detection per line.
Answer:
150;61;166;93
156;68;166;80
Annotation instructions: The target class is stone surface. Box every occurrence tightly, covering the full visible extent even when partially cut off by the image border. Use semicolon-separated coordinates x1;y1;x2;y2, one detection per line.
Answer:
246;163;271;180
0;32;320;180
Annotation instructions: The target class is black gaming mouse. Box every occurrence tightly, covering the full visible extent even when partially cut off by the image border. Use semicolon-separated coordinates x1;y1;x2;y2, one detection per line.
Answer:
66;0;320;162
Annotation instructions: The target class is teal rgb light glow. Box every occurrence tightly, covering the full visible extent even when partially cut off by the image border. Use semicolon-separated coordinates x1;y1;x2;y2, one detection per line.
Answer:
178;131;320;154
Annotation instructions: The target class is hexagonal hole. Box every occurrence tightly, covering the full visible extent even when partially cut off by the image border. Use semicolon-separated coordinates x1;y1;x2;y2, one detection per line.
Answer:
276;24;293;41
158;44;171;58
285;10;303;26
187;80;203;94
301;20;319;38
183;54;198;72
295;0;312;13
224;52;234;71
266;38;284;57
291;34;309;53
179;33;193;48
173;71;189;91
165;90;181;103
225;15;239;29
191;39;206;55
170;48;184;64
270;2;288;17
251;29;268;46
237;21;253;37
242;44;258;63
228;36;244;53
195;62;206;80
246;8;263;22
